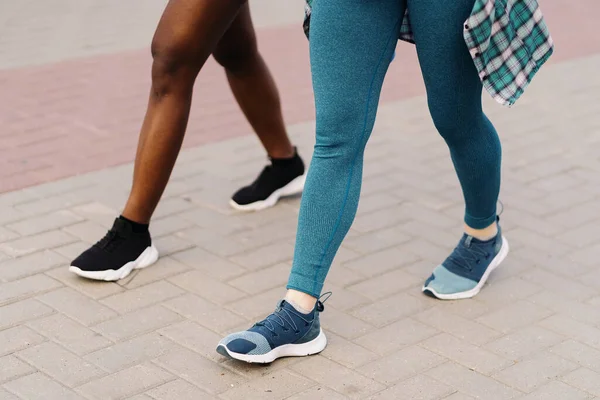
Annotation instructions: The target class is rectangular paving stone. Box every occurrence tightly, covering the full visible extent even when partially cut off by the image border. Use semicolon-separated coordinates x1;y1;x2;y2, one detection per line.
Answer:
425;363;522;400
355;317;439;355
77;363;174;400
0;388;19;400
368;374;455;400
0;326;45;357
163;293;246;333
0;250;67;281
148;215;195;238
45;265;124;299
0;298;53;330
493;351;578;393
347;268;423;301
37;287;117;326
93;304;182;341
176;227;256;258
520;380;592;400
322;306;376;340
421;333;513;375
319;283;370;312
17;342;105;387
0;274;62;306
358;345;446;385
485;326;565;361
229;241;294;271
320;331;379;369
120;257;191;290
0;227;21;245
155;347;245;395
61;221;109;244
220;369;314;400
476;300;553;333
3;373;85;400
441;393;476;400
325;265;367;288
146;379;214;400
341;225;411;255
291;356;385;399
352;292;431;327
151;234;194;257
27;313;112;355
343;247;421;278
0;231;76;257
550;340;600;374
158;320;223;363
521;268;598;301
85;332;178;372
168;270;247;305
561;368;600;397
539;315;600;350
171;247;245;280
474;276;543;306
415;306;501;346
528;291;600;327
286;386;349;400
101;281;185;313
224;286;285;321
6;210;82;236
227;263;289;295
0;355;35;383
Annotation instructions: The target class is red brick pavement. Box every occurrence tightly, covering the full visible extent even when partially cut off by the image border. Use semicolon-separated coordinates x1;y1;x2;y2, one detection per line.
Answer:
0;0;598;193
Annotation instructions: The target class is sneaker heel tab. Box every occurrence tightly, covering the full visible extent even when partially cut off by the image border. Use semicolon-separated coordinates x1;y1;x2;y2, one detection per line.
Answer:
316;292;333;312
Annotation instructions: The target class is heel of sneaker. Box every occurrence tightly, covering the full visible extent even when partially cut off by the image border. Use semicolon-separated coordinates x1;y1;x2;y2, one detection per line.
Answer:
135;245;159;270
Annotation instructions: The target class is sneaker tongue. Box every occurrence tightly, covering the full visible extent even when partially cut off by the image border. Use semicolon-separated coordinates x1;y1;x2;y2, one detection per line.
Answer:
112;218;132;236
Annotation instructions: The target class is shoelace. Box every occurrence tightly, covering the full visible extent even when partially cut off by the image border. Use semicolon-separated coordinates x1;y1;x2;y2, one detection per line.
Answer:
96;229;123;252
447;236;493;272
255;292;332;337
250;164;274;189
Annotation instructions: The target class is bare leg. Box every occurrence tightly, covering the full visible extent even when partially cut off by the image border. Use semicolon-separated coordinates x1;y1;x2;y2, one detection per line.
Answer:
122;0;247;223
213;4;294;159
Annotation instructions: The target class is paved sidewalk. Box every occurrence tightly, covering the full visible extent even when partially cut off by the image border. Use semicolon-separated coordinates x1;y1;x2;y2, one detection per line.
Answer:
1;52;600;399
2;0;600;399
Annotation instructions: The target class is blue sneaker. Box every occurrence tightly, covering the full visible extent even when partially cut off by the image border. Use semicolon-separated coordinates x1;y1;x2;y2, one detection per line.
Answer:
422;225;509;300
216;295;330;364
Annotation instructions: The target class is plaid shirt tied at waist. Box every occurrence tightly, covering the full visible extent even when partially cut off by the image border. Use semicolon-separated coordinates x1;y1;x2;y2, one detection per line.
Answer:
303;0;554;106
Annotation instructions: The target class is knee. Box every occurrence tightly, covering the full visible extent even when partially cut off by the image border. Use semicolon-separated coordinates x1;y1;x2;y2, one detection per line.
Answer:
150;36;197;96
313;108;367;160
428;101;473;148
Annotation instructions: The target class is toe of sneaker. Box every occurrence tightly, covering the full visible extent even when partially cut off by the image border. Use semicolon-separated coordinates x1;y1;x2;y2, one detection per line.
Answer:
423;265;477;295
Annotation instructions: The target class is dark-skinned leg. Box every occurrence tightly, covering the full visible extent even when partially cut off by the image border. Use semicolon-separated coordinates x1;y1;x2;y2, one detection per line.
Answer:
215;4;306;212
122;0;248;223
70;0;248;281
213;3;294;159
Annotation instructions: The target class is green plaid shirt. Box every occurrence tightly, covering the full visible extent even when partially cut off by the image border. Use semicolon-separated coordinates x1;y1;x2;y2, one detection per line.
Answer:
304;0;554;106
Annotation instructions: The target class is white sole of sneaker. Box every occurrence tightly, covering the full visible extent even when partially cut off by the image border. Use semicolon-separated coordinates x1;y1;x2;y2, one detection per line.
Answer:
229;174;306;212
69;245;159;281
422;236;510;300
216;328;327;364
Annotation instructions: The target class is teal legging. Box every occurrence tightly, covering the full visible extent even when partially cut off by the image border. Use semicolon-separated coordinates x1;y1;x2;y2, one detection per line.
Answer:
288;0;502;297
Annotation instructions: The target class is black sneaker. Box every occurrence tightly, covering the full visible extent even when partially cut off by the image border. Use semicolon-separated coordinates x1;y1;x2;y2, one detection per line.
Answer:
230;149;306;212
69;218;159;281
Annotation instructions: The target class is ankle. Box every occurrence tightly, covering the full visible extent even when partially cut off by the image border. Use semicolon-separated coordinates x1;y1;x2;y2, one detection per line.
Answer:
285;289;317;314
119;215;149;233
269;146;296;160
464;222;498;241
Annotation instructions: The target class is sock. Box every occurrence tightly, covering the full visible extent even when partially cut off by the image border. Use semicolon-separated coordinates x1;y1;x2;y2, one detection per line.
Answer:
271;147;299;167
284;298;313;315
119;215;149;233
